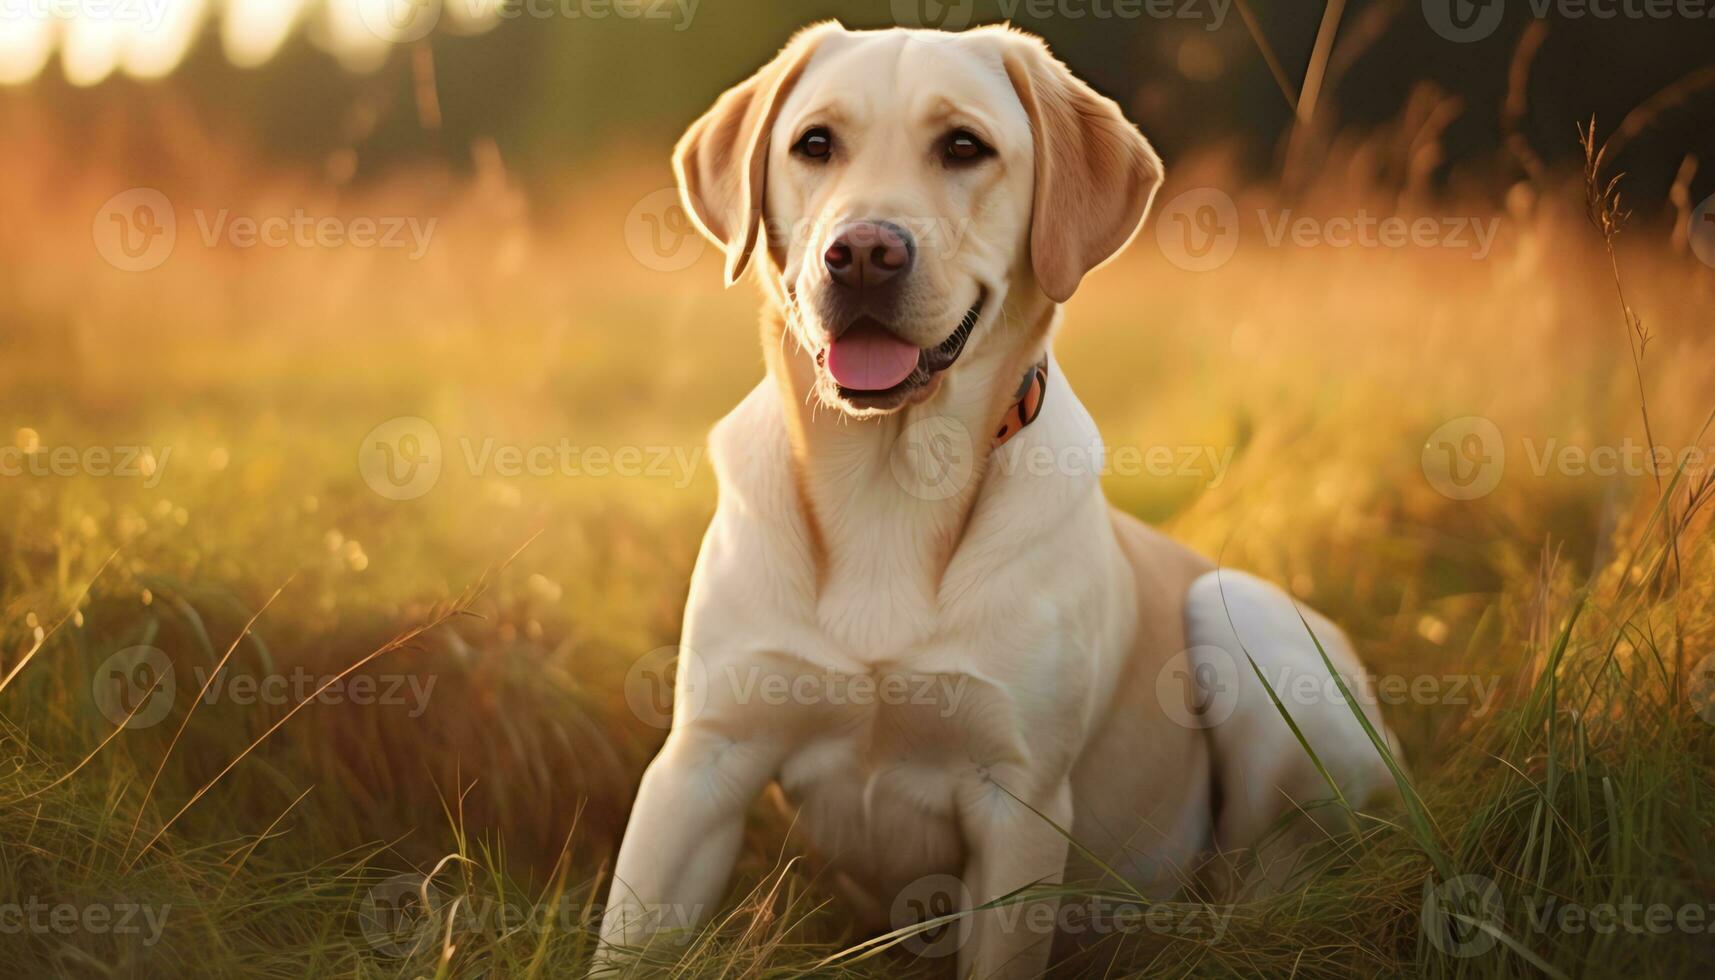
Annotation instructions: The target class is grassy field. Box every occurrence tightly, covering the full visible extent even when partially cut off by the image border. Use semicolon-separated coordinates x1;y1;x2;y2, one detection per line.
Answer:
3;119;1715;977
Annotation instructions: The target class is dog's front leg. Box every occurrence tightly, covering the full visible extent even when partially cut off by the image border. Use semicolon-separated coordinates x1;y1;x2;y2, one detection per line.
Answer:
594;727;778;969
957;777;1073;980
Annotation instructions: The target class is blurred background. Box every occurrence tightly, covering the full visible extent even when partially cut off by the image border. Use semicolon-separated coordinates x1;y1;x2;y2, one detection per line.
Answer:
3;1;1714;976
5;0;1715;195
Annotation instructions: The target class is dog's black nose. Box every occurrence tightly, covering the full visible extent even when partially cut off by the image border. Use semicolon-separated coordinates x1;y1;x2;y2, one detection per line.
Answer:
824;220;914;290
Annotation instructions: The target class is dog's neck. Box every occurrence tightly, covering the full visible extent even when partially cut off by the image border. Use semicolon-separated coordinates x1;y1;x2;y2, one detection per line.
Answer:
760;290;1058;604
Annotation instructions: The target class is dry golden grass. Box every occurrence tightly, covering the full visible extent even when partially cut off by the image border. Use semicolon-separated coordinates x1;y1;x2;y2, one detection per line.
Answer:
1;106;1713;975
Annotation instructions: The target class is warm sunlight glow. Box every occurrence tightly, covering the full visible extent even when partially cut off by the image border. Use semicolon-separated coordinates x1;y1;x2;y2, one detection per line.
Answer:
0;7;54;84
315;0;391;72
60;13;125;85
443;0;501;32
120;0;205;78
0;0;497;84
220;0;299;68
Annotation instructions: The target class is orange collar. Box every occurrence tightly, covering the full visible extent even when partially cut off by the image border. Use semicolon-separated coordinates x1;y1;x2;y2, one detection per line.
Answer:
992;357;1049;448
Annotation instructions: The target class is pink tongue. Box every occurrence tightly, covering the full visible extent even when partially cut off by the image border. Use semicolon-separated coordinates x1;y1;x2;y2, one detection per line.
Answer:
826;328;920;391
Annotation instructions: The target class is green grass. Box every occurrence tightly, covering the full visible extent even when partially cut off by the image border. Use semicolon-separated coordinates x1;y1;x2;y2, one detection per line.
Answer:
2;157;1714;977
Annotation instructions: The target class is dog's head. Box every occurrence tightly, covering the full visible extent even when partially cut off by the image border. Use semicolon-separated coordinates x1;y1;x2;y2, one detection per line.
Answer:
674;23;1162;416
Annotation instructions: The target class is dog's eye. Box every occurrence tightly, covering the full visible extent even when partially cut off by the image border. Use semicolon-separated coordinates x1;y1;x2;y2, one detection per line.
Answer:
793;127;834;161
943;129;994;165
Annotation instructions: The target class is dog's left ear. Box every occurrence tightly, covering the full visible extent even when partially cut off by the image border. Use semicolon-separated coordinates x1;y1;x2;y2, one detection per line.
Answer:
1001;34;1164;304
673;23;835;285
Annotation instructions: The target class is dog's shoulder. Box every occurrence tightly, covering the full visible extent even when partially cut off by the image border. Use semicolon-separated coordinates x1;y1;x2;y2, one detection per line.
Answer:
706;380;796;513
1108;509;1214;599
686;381;822;616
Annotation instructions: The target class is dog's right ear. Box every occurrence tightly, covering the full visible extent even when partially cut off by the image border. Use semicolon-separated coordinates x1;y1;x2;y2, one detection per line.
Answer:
998;30;1164;304
673;23;835;285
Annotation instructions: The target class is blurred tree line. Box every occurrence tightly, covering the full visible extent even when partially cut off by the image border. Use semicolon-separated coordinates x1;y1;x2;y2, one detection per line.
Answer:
11;0;1714;203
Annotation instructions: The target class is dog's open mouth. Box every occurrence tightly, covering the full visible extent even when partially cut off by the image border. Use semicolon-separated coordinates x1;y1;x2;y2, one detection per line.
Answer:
815;292;985;406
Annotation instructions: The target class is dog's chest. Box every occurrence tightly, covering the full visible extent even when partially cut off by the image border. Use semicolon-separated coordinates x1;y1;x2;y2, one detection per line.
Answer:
771;663;1021;888
735;559;1097;892
762;592;1086;891
697;382;1112;887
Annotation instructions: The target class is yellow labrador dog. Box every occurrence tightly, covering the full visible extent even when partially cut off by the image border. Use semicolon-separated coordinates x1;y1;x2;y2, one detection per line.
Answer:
599;22;1395;978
